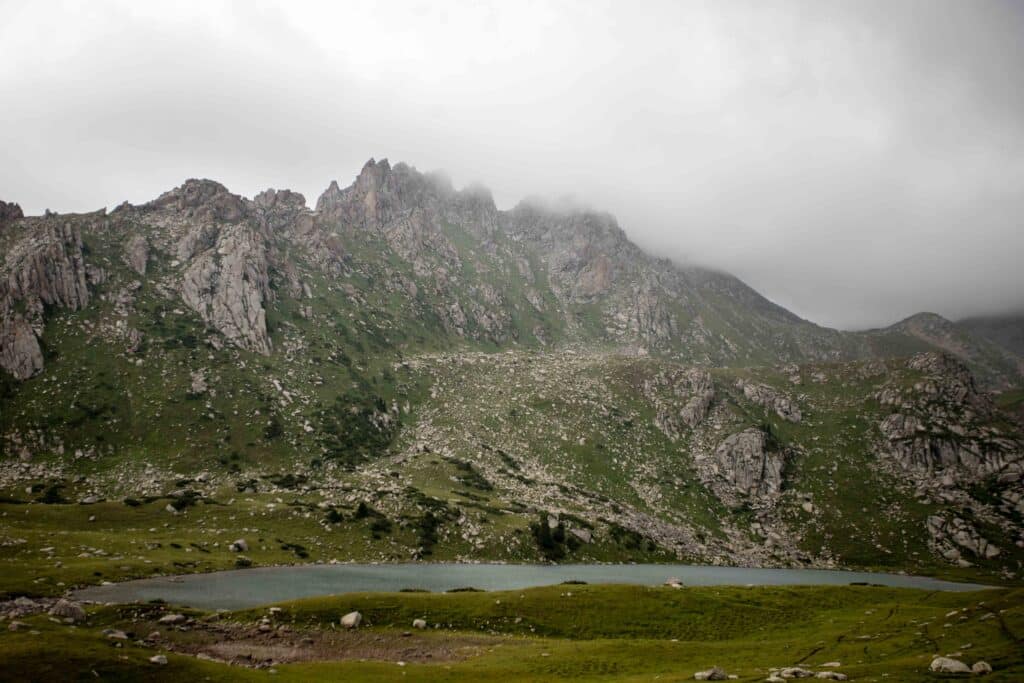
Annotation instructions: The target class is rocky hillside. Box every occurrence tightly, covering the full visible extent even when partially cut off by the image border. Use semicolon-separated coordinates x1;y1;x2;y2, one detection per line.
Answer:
0;158;1022;584
864;312;1024;390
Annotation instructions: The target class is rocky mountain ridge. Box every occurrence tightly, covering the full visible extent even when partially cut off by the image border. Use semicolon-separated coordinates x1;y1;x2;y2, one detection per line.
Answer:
2;158;1021;387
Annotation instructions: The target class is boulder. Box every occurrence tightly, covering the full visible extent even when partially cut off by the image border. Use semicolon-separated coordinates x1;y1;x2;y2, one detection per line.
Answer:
157;614;186;625
48;599;86;622
340;611;362;628
412;618;427;629
570;528;592;544
929;656;971;673
693;666;728;680
149;655;168;665
972;661;992;674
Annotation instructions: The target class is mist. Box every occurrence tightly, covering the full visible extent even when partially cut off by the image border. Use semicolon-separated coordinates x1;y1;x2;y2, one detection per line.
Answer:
2;0;1022;330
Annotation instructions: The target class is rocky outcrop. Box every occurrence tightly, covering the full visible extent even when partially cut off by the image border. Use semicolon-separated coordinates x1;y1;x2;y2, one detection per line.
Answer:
124;234;148;276
877;353;1022;484
644;368;715;439
179;225;271;354
703;427;785;504
926;514;1000;563
0;200;23;227
317;159;450;233
626;284;678;344
253;188;312;235
147;178;248;223
3;222;90;312
737;380;802;423
0;222;91;378
680;378;715;428
0;314;43;379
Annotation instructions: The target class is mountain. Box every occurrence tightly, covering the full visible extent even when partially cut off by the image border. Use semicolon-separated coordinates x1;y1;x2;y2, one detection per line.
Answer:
959;313;1024;365
0;158;1022;592
860;312;1024;390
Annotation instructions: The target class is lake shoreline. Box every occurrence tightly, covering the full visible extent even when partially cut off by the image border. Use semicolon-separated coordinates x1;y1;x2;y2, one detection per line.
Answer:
72;561;996;609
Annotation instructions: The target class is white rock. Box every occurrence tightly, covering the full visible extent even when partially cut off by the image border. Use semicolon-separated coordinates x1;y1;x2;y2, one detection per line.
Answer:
971;661;992;674
929;656;971;673
158;614;186;625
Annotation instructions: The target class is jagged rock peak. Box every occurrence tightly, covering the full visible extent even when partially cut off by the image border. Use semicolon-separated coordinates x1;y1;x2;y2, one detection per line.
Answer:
147;178;248;222
315;157;498;231
0;199;24;226
253;188;306;211
356;157;391;192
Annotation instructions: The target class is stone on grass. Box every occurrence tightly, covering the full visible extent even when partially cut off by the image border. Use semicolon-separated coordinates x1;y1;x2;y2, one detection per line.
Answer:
158;613;187;625
149;655;168;665
340;611;362;629
48;599;86;622
694;666;728;680
412;618;427;629
778;667;814;678
972;661;992;674
929;656;971;673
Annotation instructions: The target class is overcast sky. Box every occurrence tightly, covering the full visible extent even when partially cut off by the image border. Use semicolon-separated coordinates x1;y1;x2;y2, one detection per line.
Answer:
2;0;1022;329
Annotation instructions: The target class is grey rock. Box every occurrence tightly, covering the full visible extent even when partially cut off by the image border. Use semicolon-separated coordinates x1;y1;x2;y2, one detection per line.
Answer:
124;234;148;275
708;427;785;502
1;221;90;378
179;224;271;354
0;313;43;379
48;599;86;622
737;380;801;423
929;656;971;673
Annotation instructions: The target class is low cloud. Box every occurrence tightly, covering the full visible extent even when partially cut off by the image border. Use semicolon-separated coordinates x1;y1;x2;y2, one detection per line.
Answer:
2;0;1022;329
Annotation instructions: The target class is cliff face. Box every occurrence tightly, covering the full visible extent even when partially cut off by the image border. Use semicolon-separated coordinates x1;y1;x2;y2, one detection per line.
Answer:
0;220;92;378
